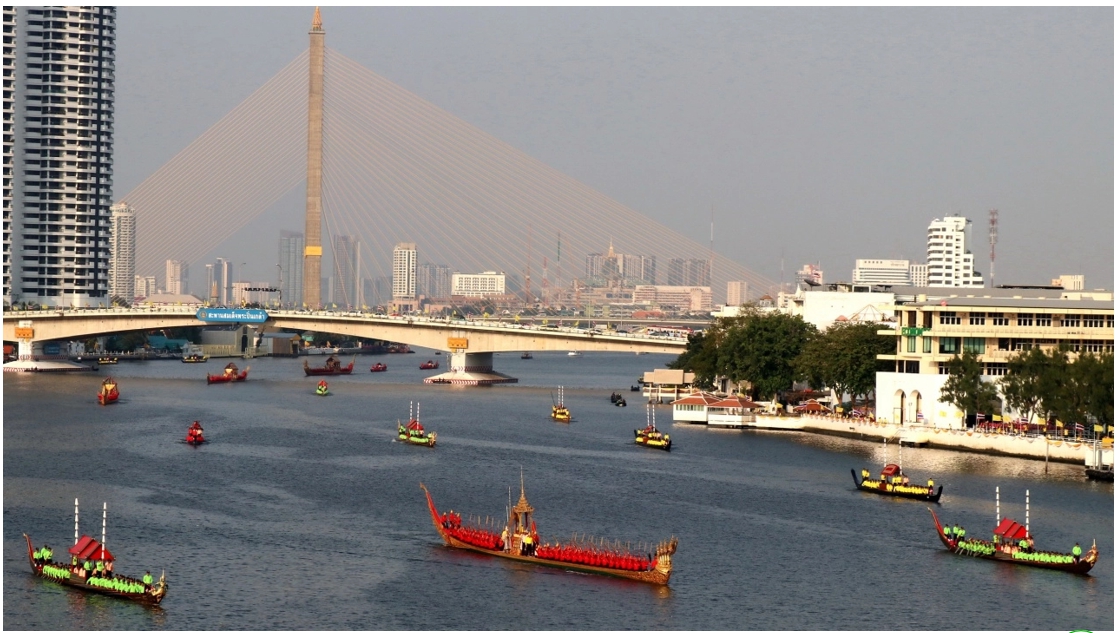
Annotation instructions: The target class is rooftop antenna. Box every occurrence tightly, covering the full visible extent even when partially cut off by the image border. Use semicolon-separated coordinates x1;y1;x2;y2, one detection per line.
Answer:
988;209;998;288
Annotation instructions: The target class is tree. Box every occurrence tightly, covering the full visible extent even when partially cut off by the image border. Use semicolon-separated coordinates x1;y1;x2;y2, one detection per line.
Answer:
940;350;999;425
718;310;815;400
797;321;894;407
1081;352;1114;433
1000;347;1051;423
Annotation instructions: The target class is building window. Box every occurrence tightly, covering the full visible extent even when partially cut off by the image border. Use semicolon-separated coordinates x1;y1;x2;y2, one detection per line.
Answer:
984;363;1008;376
1084;340;1104;353
938;362;951;375
907;336;916;353
969;313;986;326
1084;314;1105;327
1018;313;1034;327
939;337;960;354
963;337;985;354
989;313;1009;326
923;337;933;353
939;312;961;325
1012;339;1033;351
1035;314;1052;327
905;360;920;374
1062;314;1081;327
1108;315;1115;328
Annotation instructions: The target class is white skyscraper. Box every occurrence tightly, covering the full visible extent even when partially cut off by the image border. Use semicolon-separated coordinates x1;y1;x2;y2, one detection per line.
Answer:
926;215;984;287
108;202;136;301
5;7;116;307
164;259;188;295
392;242;416;298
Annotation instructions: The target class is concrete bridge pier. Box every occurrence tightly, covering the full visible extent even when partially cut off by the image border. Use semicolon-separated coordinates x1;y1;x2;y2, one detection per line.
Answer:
423;351;517;386
3;339;90;373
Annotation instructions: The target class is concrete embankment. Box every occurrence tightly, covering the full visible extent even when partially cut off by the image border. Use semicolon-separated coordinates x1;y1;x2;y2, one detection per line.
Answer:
757;415;1108;466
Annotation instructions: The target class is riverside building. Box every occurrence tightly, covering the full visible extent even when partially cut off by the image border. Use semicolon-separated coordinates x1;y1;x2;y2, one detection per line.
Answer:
5;6;117;307
451;271;505;297
927;215;984;287
876;290;1114;427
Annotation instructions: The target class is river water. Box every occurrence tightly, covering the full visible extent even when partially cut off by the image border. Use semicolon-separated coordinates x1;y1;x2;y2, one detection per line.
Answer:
3;352;1113;630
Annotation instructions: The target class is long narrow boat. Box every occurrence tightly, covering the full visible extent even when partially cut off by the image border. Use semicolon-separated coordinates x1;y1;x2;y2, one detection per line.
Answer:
420;480;678;585
181;354;209;363
303;356;355;376
929;507;1097;575
397;402;435;446
635;404;670;451
23;500;168;604
98;356;118;365
207;363;249;384
852;464;942;503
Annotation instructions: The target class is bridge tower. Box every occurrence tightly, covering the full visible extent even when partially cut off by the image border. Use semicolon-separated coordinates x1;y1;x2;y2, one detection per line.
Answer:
302;7;325;308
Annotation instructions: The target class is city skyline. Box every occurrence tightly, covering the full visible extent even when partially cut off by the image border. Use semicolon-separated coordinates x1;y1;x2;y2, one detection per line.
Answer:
107;7;1112;292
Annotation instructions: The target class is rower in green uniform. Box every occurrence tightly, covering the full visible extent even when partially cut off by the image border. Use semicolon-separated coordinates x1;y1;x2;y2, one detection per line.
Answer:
83;559;92;577
1072;543;1082;562
143;571;153;586
95;559;105;577
42;544;52;564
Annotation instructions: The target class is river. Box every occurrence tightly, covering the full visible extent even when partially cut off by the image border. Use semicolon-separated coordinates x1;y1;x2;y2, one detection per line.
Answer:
3;352;1113;630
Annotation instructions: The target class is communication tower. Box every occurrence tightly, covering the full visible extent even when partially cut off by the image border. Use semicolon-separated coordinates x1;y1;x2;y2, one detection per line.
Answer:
988;209;998;288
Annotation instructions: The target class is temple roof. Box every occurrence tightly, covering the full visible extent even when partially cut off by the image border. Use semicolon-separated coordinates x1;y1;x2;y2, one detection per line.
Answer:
512;473;534;515
311;7;323;31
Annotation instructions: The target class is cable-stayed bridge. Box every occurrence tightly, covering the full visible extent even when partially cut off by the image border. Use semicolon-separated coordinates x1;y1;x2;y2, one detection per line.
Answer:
119;20;775;305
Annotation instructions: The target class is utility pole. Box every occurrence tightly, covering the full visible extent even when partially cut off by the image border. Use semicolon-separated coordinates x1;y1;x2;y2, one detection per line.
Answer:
988;209;998;288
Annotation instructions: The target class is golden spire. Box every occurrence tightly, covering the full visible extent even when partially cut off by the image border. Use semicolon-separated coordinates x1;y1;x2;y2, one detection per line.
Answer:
311;6;323;31
607;239;615;258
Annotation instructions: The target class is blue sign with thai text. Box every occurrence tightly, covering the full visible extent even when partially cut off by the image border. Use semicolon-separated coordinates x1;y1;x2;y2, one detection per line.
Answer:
195;308;269;323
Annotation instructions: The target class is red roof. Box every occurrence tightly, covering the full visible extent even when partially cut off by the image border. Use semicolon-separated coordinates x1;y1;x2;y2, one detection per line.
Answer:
709;396;761;409
671;393;721;406
993;518;1029;540
881;464;901;477
68;535;114;561
406;419;424;431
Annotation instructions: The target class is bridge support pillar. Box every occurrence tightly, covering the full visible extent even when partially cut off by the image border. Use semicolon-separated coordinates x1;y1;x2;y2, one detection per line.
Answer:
3;339;90;373
423;351;517;386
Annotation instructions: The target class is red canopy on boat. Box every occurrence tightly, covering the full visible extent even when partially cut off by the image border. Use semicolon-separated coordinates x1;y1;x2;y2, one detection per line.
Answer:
880;464;901;477
68;535;115;561
406;419;424;431
993;518;1029;540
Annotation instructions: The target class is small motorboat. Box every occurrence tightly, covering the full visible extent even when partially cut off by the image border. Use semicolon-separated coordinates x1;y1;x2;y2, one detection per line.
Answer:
419;360;439;370
610;392;627;407
97;378;119;405
180;354;209;363
370;363;388;372
567;351;583;357
315;380;330;396
398;402;436;447
185;421;205;445
521;352;533;360
630;385;640;392
207;362;249;384
98;356;118;365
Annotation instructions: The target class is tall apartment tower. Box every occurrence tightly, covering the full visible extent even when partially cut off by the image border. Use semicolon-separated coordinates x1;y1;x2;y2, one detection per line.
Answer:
164;259;187;295
926;215;983;287
418;263;451;299
278;230;304;307
214;257;233;305
331;234;360;307
107;201;135;301
392;242;416;298
301;7;324;308
5;7;116;307
726;281;749;307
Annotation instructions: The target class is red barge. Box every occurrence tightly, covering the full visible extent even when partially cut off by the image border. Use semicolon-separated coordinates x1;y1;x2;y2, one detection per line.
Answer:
207;362;249;384
303;356;355;376
420;480;678;585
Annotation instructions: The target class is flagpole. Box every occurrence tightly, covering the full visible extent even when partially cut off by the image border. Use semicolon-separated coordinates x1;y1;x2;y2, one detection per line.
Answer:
74;498;79;546
101;502;107;561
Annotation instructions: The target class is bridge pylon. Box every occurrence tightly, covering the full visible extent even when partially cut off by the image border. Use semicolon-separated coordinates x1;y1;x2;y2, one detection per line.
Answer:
423;351;517;386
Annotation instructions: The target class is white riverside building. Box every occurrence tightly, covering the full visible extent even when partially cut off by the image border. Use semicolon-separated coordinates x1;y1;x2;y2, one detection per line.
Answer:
852;259;911;285
5;7;117;307
927;215;984;287
392;242;416;298
451;271;505;297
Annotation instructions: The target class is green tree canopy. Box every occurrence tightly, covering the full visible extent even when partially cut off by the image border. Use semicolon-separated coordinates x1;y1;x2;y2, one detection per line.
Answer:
939;350;999;422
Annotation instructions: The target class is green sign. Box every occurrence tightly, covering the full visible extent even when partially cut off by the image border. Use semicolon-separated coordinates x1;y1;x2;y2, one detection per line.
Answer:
901;327;928;336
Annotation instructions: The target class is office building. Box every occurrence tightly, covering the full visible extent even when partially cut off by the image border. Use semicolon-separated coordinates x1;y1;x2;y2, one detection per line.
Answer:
331;234;360;307
214;258;233;305
927;215;984;287
392;242;416;298
108;202;135;301
164;259;187;295
232;281;272;306
877;293;1113;427
5;7;117;307
204;264;216;303
278;231;303;307
909;264;928;287
1052;275;1085;291
852;259;911;285
633;285;712;312
418;263;451;299
726;281;749;307
133;274;156;299
667;259;711;286
451;271;506;297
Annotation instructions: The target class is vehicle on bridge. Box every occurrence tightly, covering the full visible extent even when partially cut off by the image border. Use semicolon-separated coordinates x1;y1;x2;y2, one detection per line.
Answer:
207;362;249;384
370;363;387;372
97;378;119;405
303;355;354;376
419;360;439;370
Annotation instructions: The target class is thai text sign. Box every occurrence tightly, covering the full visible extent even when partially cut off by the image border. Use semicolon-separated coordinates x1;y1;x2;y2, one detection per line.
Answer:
195;308;269;323
447;337;469;350
900;327;928;336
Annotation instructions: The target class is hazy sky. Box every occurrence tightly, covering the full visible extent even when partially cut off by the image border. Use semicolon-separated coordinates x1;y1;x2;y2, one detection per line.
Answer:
114;7;1113;289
